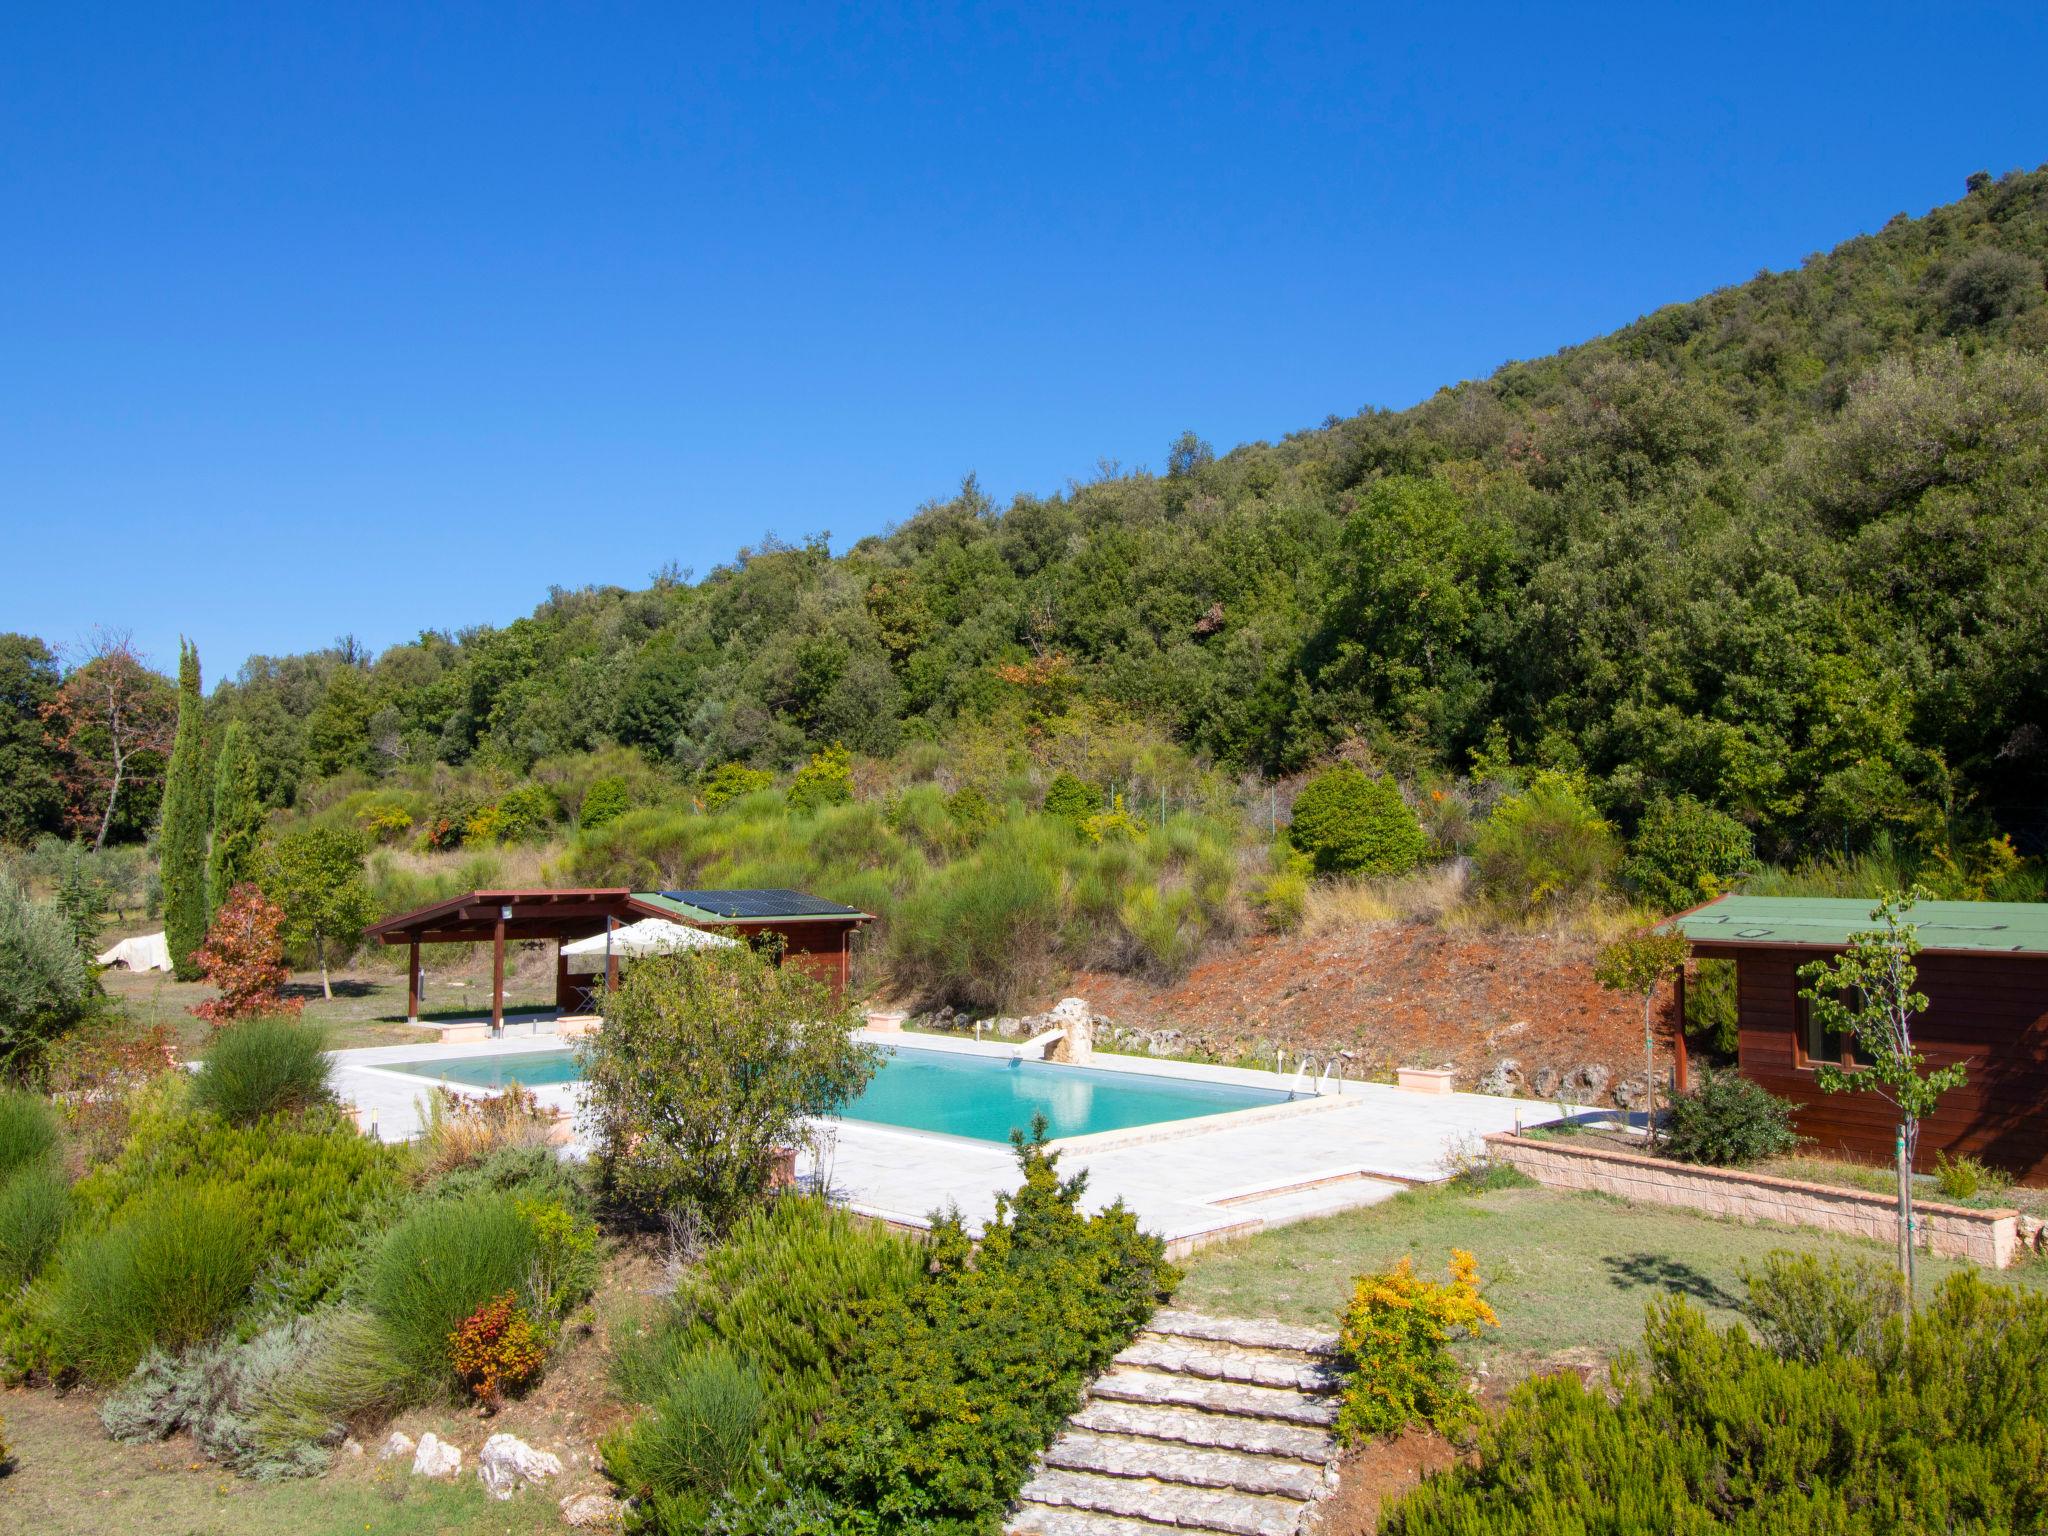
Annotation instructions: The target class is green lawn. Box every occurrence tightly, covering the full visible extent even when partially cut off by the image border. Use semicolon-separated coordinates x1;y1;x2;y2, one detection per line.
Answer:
2;1388;569;1536
1177;1182;2048;1370
99;958;561;1056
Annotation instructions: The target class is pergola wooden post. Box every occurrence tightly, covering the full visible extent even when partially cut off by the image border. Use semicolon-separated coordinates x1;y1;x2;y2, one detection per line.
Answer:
491;908;507;1036
1672;967;1690;1094
406;937;421;1023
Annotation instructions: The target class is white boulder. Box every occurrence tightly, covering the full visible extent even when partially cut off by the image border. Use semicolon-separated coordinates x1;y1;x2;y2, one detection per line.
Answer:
379;1430;416;1462
560;1490;626;1527
478;1432;564;1499
412;1432;462;1479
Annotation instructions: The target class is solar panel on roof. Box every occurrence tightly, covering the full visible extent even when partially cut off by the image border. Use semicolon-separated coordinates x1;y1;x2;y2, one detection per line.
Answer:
661;888;862;919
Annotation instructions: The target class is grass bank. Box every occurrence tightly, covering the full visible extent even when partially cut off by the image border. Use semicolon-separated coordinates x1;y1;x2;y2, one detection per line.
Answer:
1177;1182;2048;1370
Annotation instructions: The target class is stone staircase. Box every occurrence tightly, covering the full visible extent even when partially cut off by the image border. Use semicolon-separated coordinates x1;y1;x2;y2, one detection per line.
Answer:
1009;1310;1344;1536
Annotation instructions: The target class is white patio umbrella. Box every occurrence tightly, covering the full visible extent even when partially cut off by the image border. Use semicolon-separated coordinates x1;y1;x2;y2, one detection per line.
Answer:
559;917;740;966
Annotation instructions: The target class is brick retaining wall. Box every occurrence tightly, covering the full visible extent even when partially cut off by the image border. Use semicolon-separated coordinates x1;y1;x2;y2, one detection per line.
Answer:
1486;1133;2020;1268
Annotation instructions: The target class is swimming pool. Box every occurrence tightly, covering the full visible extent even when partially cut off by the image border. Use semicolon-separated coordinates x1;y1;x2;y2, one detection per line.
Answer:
379;1042;1294;1143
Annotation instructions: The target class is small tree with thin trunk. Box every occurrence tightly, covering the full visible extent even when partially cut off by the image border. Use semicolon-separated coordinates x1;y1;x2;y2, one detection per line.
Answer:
190;884;302;1024
1798;887;1966;1304
261;826;374;1000
1593;931;1690;1146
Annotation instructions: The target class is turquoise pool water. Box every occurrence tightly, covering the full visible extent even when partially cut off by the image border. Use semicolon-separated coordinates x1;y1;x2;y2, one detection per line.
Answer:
381;1043;1292;1142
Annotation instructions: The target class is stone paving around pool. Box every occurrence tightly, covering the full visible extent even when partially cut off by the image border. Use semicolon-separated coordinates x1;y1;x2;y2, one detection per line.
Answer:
328;1026;1549;1253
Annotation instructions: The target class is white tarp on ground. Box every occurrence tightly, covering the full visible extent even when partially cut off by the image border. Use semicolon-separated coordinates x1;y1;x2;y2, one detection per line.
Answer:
96;931;173;971
560;917;739;971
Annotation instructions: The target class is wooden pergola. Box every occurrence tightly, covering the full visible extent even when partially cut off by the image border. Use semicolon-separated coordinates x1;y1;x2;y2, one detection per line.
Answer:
366;888;668;1031
366;886;874;1032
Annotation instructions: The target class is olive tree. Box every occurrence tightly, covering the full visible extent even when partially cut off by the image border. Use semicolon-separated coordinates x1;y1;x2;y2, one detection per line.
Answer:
580;945;878;1232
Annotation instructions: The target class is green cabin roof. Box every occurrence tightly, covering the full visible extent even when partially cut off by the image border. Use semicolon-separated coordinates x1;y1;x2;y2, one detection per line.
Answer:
1662;895;2048;956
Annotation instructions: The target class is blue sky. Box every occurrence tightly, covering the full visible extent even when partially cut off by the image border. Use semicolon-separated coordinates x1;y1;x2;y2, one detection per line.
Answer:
4;3;2045;687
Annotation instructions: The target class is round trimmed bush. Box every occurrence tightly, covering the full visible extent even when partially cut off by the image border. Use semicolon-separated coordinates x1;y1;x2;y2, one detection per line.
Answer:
1287;765;1427;876
1041;773;1104;824
1662;1070;1801;1167
47;1181;259;1382
190;1017;332;1125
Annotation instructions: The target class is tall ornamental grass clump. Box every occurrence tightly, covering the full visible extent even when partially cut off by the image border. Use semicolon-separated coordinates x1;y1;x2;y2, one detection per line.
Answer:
0;1163;70;1289
0;1088;61;1179
605;1197;924;1528
1382;1270;2048;1535
65;1104;410;1316
365;1193;544;1394
45;1182;258;1382
190;1016;332;1125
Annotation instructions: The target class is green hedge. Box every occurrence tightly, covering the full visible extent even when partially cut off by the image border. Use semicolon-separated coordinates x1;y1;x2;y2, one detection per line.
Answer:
605;1197;924;1531
712;1123;1179;1536
1383;1270;2048;1534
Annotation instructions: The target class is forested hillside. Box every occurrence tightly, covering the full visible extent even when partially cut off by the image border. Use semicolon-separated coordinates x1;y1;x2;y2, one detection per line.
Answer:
6;168;2046;1009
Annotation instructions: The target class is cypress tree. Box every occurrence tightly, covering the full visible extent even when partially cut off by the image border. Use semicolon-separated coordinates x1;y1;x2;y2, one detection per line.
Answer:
160;638;211;980
207;718;265;913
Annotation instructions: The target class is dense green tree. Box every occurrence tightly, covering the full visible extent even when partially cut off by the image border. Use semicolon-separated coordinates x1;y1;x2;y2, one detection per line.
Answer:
261;826;375;1000
159;639;210;978
108;170;2048;870
0;875;99;1074
1622;795;1758;913
205;719;265;912
0;635;65;844
302;664;375;777
582;946;875;1231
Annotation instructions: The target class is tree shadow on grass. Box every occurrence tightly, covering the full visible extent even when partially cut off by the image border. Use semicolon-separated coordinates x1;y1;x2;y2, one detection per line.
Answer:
1601;1252;1739;1309
283;979;378;1000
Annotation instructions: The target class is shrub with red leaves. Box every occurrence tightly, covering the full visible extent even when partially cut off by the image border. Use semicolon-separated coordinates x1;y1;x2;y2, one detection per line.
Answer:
190;883;302;1024
449;1291;548;1409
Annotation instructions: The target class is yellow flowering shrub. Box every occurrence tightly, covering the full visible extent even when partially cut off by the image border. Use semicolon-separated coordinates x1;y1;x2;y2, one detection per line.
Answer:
1335;1248;1498;1443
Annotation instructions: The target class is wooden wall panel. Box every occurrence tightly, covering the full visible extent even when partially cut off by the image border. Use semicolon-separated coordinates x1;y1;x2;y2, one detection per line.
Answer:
1735;950;2048;1183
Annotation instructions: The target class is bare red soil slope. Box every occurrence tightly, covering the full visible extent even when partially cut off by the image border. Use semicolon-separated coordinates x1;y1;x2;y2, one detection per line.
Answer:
1064;922;1679;1098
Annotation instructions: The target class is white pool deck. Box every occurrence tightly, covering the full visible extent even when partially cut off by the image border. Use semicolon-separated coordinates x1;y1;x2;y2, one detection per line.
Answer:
330;1026;1557;1255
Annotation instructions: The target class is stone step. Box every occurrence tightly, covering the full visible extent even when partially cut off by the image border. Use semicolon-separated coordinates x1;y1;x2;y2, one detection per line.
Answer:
1070;1401;1332;1463
1145;1310;1340;1358
1044;1431;1328;1501
1018;1469;1308;1536
1007;1503;1187;1536
1115;1337;1337;1393
1090;1369;1337;1427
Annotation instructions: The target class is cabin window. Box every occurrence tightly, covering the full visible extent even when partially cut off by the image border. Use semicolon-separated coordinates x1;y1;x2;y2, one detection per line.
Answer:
1795;991;1854;1069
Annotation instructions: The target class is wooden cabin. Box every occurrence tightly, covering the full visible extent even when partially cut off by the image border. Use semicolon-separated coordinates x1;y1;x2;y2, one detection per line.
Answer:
1667;895;2048;1182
